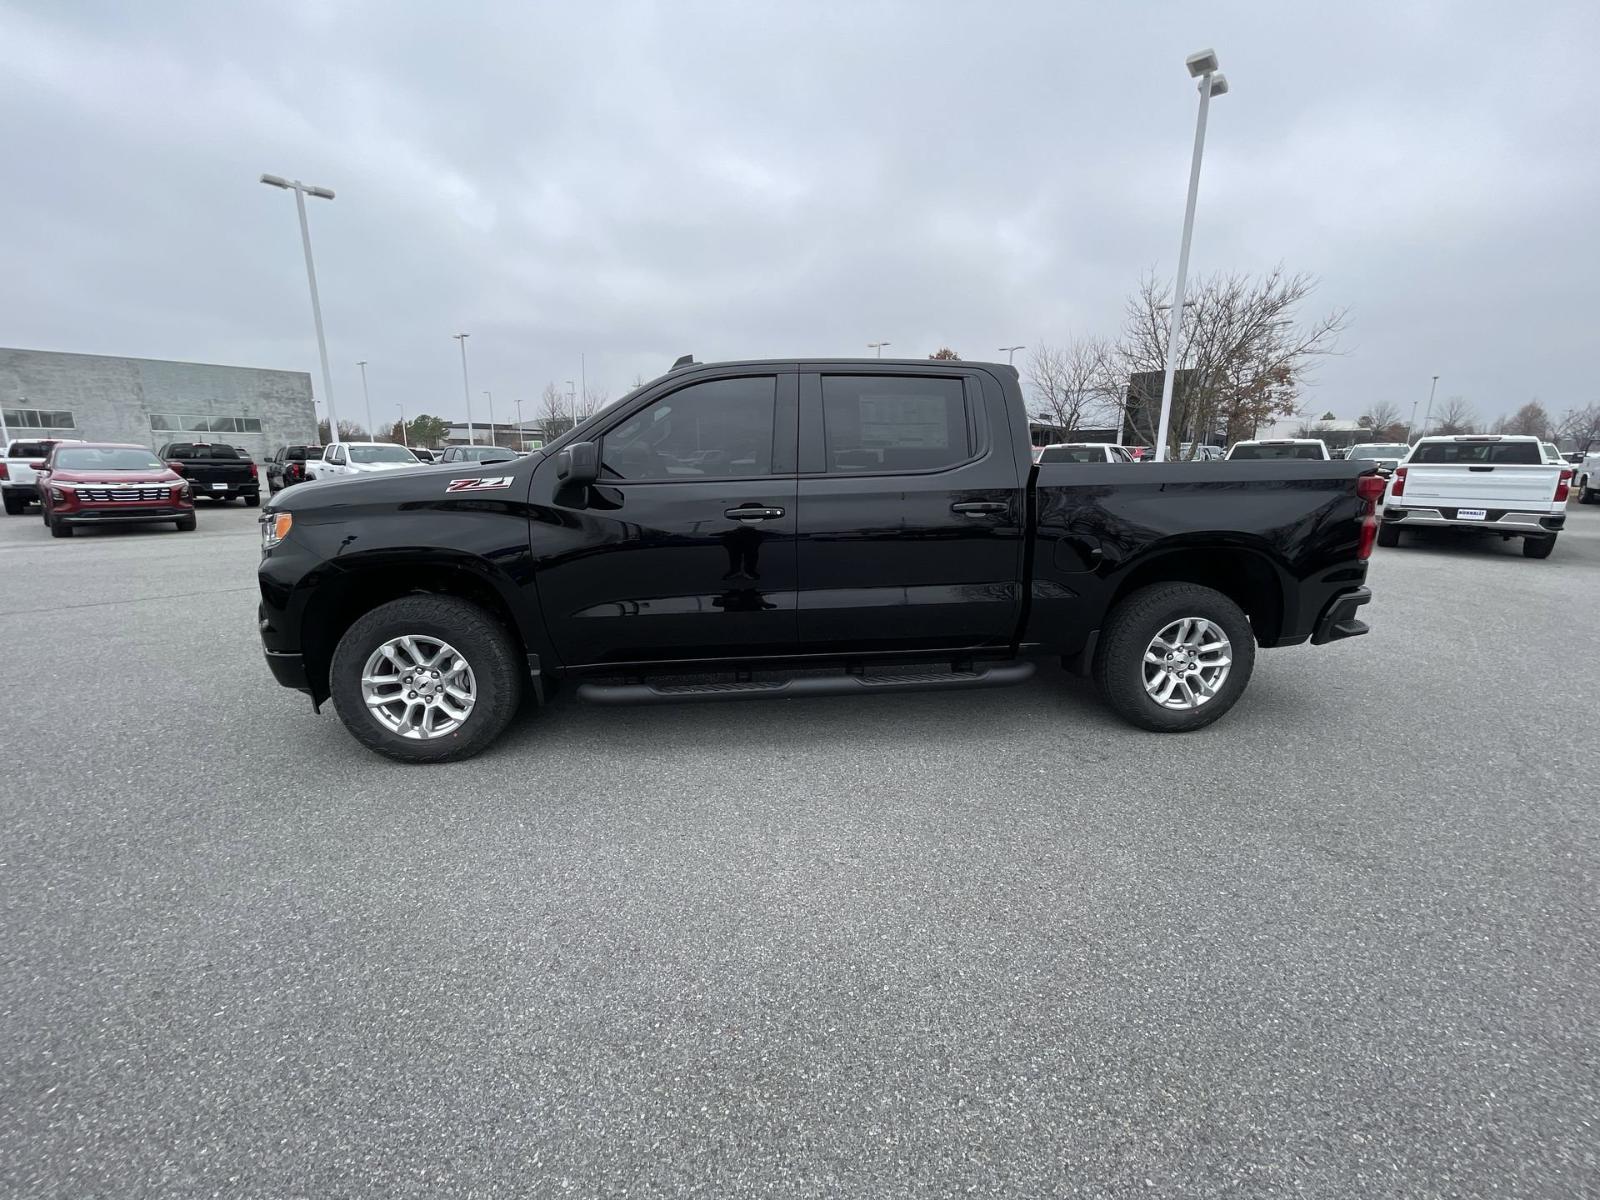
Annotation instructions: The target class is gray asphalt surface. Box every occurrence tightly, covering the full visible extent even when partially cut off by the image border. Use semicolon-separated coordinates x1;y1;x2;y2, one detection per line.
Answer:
2;496;1598;1199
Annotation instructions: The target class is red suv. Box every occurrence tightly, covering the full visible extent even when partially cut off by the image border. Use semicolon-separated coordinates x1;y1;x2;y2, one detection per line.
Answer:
35;442;196;538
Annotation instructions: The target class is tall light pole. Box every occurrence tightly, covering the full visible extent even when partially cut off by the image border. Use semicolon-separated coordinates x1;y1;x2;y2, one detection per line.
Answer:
867;342;890;357
580;353;586;414
453;333;475;444
999;345;1025;365
515;396;525;451
1153;50;1229;463
260;173;341;443
396;404;408;447
1421;374;1440;437
484;390;496;448
356;360;373;440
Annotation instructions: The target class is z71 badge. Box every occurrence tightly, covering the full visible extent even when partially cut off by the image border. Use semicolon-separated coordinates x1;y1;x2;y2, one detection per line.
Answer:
445;476;515;493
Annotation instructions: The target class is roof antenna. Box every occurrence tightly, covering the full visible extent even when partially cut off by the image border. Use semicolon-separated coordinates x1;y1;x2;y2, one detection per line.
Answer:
671;354;696;371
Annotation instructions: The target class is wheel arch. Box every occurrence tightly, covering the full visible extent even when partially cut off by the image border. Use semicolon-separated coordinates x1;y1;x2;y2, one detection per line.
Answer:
1104;542;1288;647
299;555;537;705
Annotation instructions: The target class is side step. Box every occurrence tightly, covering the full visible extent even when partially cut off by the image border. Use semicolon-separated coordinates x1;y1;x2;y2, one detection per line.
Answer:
576;661;1036;706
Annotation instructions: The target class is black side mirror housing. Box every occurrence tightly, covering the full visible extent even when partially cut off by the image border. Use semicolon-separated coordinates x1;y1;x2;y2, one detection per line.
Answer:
557;441;600;485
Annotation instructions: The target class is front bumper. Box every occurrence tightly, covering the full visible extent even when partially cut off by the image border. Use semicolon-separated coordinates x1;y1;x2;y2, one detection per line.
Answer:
1310;586;1371;646
1382;505;1565;533
57;506;190;524
264;649;310;692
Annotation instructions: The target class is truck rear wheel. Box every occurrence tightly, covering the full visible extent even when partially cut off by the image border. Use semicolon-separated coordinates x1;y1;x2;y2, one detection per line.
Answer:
1093;583;1256;733
1523;535;1556;559
329;595;523;763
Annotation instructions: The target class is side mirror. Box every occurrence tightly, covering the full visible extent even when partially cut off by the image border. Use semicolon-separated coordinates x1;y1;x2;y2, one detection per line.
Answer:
166;461;186;474
556;441;600;485
28;461;48;471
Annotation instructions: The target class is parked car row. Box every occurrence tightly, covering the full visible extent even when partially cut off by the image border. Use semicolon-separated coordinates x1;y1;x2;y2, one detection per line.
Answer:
265;442;523;495
2;439;196;536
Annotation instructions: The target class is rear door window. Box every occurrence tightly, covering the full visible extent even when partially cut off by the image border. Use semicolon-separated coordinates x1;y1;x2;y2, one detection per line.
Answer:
820;376;970;473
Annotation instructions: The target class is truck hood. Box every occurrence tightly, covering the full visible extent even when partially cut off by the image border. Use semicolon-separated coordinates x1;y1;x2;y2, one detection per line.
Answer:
48;468;182;485
274;454;541;512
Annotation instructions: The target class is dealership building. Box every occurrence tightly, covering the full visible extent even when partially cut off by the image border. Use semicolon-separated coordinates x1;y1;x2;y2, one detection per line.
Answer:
0;347;316;456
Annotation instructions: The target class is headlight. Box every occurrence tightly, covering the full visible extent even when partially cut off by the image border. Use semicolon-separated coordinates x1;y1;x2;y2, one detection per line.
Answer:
50;486;67;502
261;511;293;550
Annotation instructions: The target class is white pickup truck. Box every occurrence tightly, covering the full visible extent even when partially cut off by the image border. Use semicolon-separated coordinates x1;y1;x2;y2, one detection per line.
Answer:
304;441;423;481
1576;448;1600;505
2;437;84;514
1378;434;1572;559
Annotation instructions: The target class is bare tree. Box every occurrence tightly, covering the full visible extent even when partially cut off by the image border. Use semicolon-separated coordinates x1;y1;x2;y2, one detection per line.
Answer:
630;372;648;389
576;385;610;423
1025;340;1118;438
1555;403;1600;451
1432;396;1478;436
1360;400;1403;440
539;381;573;439
928;347;961;360
1501;400;1553;440
1116;265;1348;453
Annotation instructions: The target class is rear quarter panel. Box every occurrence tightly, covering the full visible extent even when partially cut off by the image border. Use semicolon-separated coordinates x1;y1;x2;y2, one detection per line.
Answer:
1027;460;1372;653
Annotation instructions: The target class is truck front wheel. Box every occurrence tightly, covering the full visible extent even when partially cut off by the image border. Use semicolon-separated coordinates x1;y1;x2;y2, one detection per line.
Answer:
1093;583;1256;733
329;595;524;763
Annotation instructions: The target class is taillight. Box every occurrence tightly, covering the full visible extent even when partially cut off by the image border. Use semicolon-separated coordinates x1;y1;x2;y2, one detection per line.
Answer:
1555;468;1572;504
1356;472;1385;560
1390;466;1407;497
249;463;259;479
0;463;8;481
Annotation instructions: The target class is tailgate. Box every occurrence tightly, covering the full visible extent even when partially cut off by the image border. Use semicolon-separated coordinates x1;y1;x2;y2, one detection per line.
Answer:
1399;464;1563;510
4;460;38;485
179;460;253;486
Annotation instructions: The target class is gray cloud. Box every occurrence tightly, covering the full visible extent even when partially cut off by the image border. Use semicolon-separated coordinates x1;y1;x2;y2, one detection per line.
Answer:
2;0;1596;428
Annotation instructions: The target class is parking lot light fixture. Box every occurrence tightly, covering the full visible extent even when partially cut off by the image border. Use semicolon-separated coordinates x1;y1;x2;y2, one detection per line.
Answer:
484;391;496;447
1154;50;1228;463
453;333;475;445
260;172;341;442
357;361;373;440
999;345;1026;365
868;342;890;357
396;404;408;447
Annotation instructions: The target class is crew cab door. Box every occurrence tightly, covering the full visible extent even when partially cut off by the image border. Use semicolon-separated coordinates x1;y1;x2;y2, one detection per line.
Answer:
793;367;1025;651
529;368;800;666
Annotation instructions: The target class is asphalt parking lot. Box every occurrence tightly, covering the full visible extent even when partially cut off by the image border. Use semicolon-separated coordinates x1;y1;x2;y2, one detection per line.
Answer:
2;498;1598;1198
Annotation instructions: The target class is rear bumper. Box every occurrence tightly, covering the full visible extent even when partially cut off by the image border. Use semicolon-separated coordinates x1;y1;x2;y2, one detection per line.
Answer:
1311;586;1371;646
57;506;190;524
2;481;39;498
1383;505;1564;533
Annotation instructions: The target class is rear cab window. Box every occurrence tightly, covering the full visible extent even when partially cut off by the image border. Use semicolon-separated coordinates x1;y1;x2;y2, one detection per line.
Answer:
1411;440;1543;465
7;441;52;459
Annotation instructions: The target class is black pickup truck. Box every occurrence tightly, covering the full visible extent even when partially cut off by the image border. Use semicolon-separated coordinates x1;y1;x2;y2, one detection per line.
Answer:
258;358;1379;762
157;442;261;505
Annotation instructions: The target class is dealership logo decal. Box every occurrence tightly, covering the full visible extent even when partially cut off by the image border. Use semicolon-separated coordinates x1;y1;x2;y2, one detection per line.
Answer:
445;476;515;493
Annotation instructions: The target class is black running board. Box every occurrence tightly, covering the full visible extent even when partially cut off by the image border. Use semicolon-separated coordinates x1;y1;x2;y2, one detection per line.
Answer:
576;661;1036;706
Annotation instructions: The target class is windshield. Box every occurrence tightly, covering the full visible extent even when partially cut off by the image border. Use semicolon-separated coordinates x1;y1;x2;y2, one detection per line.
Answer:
349;444;418;464
1347;445;1410;460
1411;440;1543;465
55;447;166;471
1229;443;1326;460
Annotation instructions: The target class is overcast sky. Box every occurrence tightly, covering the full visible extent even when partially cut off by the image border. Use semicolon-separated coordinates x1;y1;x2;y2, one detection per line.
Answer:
2;1;1596;429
